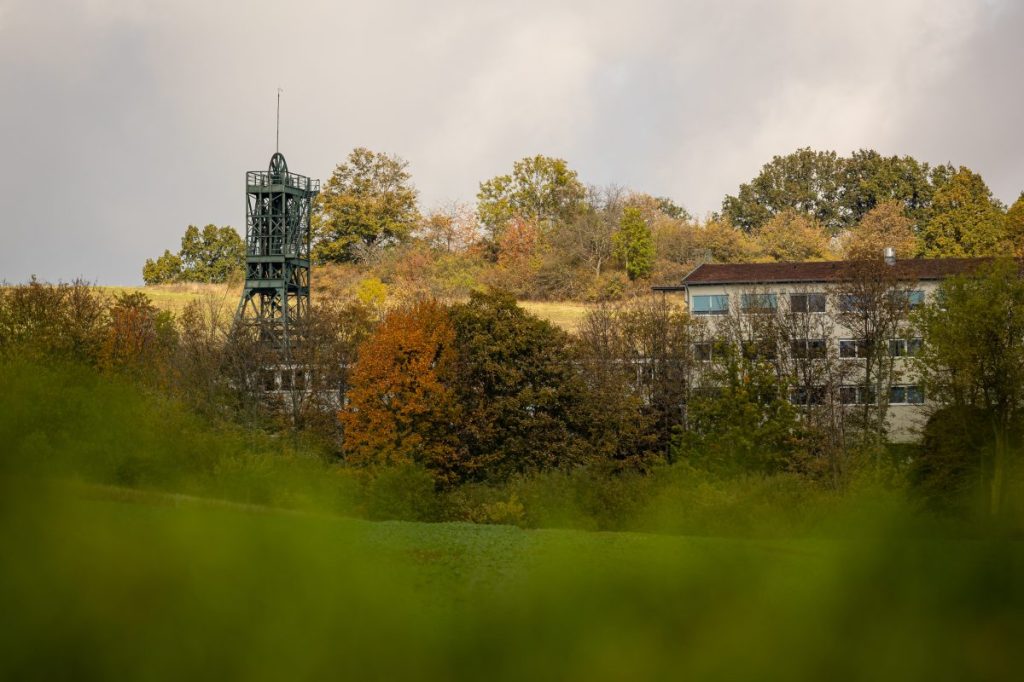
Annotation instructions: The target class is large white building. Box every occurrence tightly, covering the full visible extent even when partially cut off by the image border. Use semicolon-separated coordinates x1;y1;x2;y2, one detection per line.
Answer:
653;254;988;441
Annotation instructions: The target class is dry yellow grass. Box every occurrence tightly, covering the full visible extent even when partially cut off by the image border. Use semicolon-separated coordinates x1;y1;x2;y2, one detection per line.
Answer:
107;285;592;332
100;283;240;316
517;301;592;332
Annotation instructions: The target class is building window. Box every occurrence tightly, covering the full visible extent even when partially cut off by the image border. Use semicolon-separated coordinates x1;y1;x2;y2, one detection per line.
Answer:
840;385;877;405
889;289;926;310
692;294;729;316
890;385;924;404
839;294;865;313
790;386;825;406
790;293;826;313
839;339;872;358
791;338;827;359
740;293;777;313
260;368;278;392
889;338;923;357
693;342;713;362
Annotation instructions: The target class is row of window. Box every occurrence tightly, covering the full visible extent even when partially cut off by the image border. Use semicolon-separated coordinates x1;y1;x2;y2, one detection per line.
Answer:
839;338;923;358
790;385;924;406
691;291;926;316
694;338;924;361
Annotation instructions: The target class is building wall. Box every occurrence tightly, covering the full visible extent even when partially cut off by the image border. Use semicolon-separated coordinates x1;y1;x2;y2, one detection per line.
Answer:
682;279;940;443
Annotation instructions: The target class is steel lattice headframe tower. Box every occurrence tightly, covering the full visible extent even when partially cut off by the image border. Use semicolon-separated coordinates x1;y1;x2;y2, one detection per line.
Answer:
235;152;320;357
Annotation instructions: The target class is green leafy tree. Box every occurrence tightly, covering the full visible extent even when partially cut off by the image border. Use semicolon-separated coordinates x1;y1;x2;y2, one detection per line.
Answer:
179;225;245;282
723;147;962;235
314;148;420;263
838;149;942;227
476;155;586;239
142;225;242;284
142;250;183;285
447;290;594;482
674;344;804;474
915;259;1024;519
722;148;845;233
613;207;655;280
918;168;1008;257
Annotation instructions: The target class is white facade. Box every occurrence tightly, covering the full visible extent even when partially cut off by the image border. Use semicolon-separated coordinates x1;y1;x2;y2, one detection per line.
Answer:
666;274;946;443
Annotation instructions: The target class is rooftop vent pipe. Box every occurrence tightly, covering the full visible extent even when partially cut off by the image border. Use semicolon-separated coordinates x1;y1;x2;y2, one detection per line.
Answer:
884;246;896;266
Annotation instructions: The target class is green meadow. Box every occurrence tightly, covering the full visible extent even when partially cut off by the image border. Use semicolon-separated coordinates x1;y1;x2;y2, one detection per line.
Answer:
2;359;1023;680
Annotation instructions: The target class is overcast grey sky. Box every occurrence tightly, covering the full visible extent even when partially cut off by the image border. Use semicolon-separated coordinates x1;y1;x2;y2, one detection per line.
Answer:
1;0;1021;284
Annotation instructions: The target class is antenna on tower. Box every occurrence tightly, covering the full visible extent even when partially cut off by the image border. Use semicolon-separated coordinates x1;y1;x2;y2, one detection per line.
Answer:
276;88;283;153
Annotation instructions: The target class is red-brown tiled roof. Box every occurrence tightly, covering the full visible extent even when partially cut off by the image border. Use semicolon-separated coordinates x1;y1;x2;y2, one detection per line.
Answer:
675;258;994;286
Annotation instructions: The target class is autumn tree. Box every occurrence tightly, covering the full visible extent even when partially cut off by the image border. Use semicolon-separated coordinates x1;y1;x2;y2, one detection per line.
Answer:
99;292;176;379
339;300;462;484
753;209;833;261
550;185;624;279
278;300;376;438
488;217;543;296
1006;192;1024;257
624;192;691;223
314;147;420;263
0;278;108;364
613;206;655;280
577;296;697;462
841;200;918;260
692;217;760;263
476;155;586;240
417;202;480;253
917;168;1009;258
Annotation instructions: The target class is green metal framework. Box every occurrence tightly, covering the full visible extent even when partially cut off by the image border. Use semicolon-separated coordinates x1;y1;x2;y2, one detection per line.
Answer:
235;152;319;358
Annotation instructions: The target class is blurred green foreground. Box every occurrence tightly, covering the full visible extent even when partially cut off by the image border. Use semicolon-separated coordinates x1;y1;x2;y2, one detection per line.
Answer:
1;361;1022;680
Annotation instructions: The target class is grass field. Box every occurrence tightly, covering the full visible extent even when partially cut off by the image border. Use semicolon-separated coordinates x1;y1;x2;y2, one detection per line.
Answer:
2;481;1021;681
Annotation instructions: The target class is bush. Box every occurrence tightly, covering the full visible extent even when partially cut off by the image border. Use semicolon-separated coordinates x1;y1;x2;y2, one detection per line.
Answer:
910;406;991;518
360;465;441;522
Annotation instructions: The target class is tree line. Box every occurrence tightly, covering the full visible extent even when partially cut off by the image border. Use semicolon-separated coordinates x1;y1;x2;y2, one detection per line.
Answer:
7;261;1024;523
142;148;1024;303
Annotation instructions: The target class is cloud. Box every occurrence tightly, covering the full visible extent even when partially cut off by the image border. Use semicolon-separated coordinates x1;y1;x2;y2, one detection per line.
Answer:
0;0;1020;284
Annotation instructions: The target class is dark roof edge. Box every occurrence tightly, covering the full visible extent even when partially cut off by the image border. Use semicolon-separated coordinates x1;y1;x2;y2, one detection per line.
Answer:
680;275;949;287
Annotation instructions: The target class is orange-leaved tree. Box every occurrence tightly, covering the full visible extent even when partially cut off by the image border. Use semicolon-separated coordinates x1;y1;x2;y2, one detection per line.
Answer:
339;299;463;484
100;292;176;380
